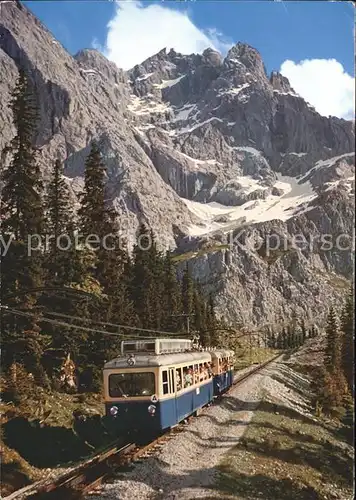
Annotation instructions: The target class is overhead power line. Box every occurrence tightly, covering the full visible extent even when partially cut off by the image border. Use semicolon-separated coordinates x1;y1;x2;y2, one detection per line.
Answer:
0;306;190;340
44;310;191;337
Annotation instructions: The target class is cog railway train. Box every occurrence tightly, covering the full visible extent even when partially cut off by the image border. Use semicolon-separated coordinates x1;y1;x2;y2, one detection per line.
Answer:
103;338;234;436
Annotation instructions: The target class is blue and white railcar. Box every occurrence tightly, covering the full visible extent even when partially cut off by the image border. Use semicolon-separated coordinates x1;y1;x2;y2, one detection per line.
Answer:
211;349;235;394
103;338;214;436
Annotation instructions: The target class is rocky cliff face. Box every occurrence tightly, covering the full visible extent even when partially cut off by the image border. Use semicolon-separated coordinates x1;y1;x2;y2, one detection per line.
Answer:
1;1;354;327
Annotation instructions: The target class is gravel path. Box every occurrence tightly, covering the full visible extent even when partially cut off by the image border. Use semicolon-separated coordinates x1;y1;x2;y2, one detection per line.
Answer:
88;359;282;500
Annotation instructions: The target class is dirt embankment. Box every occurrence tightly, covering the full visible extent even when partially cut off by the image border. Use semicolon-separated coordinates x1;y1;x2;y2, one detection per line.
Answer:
217;358;353;500
0;390;107;497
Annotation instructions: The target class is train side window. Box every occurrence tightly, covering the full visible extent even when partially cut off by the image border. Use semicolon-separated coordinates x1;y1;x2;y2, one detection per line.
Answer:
162;370;169;395
182;366;187;388
168;368;175;394
176;368;182;391
193;364;197;384
224;357;228;371
183;365;193;387
203;362;210;380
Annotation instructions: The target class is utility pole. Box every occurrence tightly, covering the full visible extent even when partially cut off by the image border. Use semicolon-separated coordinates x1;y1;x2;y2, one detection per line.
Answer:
170;313;195;335
249;330;252;364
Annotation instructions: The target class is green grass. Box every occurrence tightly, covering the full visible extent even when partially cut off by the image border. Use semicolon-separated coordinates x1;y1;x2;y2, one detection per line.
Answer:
0;391;107;496
257;246;297;266
171;244;229;263
312;269;350;290
234;348;279;371
213;406;354;500
326;275;350;290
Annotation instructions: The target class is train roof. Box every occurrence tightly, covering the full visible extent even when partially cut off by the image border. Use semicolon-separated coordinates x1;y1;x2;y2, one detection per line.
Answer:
120;338;192;355
104;351;213;369
210;349;235;358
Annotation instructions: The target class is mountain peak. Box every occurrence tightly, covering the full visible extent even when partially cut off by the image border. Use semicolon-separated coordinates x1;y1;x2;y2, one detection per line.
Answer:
202;47;223;67
75;48;126;84
269;71;295;93
225;42;264;72
0;2;354;326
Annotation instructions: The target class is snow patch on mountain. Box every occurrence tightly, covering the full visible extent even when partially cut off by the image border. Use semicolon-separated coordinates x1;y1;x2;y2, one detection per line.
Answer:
154;74;186;89
136;72;155;82
172;117;224;136
182;174;316;236
127;94;171;115
219;83;250;96
172;104;198;122
313;153;354;171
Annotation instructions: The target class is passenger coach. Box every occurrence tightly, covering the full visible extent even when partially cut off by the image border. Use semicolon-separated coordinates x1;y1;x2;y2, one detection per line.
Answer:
211;349;234;394
103;338;215;436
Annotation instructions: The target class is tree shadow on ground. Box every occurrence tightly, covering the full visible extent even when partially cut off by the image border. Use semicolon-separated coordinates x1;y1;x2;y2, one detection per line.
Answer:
91;459;322;500
0;461;32;497
214;468;321;500
2;415;112;468
219;396;318;427
190;414;349;457
237;432;353;486
270;364;311;399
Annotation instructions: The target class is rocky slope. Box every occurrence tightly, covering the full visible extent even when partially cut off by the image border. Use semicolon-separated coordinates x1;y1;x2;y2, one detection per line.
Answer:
0;1;354;326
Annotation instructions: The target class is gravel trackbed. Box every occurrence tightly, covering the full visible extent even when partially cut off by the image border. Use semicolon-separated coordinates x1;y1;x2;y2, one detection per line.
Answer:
88;360;287;500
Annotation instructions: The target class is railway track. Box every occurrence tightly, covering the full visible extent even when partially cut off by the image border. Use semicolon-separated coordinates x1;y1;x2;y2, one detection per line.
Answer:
232;353;280;388
4;354;280;500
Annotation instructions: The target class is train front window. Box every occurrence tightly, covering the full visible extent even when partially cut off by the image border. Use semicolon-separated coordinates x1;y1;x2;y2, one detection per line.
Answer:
109;372;155;397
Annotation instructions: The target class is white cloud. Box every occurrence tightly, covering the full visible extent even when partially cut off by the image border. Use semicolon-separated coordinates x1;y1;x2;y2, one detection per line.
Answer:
101;0;232;70
280;58;354;120
91;37;103;52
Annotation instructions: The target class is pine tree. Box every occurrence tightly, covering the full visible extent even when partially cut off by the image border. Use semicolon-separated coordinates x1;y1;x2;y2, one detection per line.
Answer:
268;329;276;349
95;220;135;329
193;283;209;346
78;142;116;285
290;310;298;332
181;264;194;333
161;252;181;332
341;289;354;394
42;155;107;383
68;268;106;392
78;142;108;240
42;247;97;371
77;142;133;325
1;70;43;239
46;159;73;250
292;323;302;348
1;70;46;382
311;365;347;417
44;159;74;278
207;293;218;346
130;223;158;330
297;332;303;347
310;325;318;338
300;319;307;345
147;229;165;330
286;325;293;348
276;332;283;349
281;327;288;349
324;307;342;373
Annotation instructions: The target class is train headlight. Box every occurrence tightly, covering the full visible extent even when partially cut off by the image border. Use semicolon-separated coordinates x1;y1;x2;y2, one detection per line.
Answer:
110;406;119;416
148;404;156;415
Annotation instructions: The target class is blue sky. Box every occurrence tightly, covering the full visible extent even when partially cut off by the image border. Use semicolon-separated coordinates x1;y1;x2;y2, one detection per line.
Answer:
24;1;354;118
25;1;354;73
